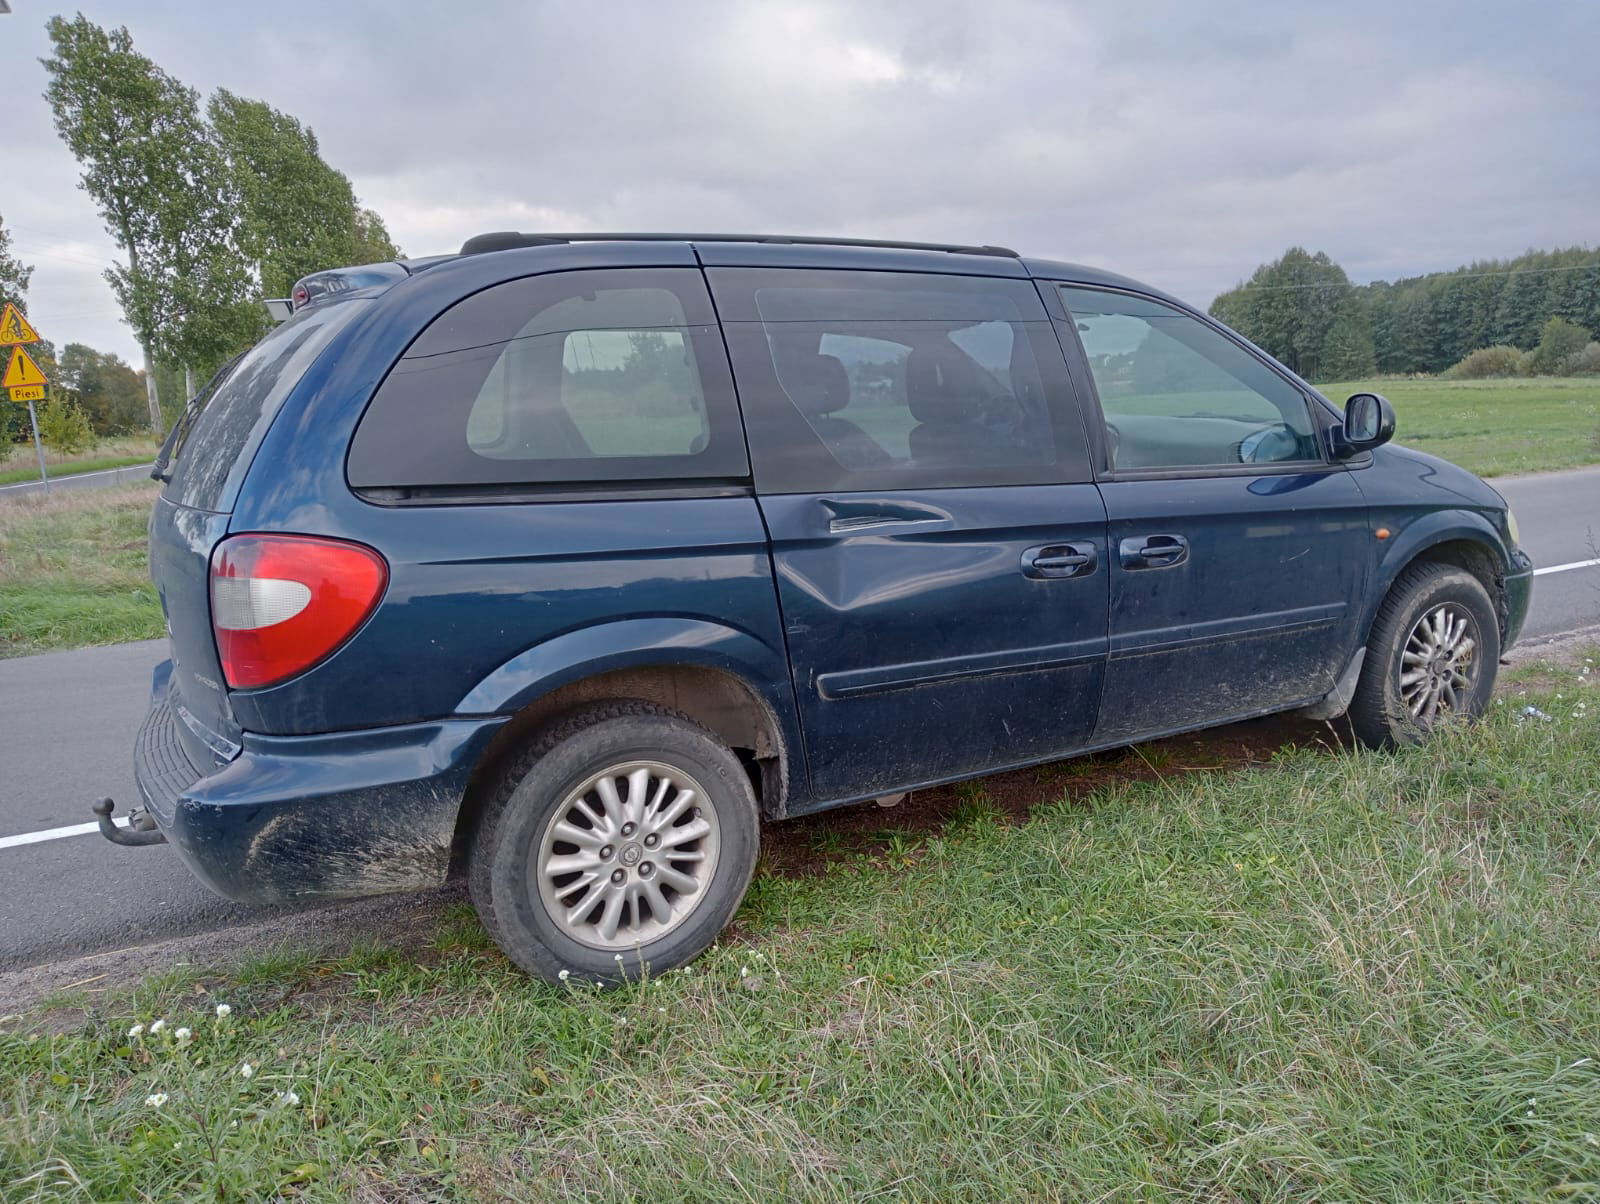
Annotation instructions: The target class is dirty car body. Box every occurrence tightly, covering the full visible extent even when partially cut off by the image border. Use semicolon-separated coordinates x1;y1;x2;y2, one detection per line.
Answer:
113;234;1532;910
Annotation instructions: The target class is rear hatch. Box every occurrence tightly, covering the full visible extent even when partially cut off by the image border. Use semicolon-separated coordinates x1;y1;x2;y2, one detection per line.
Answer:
149;299;368;772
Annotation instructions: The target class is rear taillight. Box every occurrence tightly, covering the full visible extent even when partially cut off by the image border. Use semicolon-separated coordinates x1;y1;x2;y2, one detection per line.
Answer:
210;534;388;690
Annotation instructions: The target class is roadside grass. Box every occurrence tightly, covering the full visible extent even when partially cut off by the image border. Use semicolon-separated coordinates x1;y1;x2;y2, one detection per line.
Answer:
0;437;162;487
0;482;164;657
1323;376;1600;477
4;689;1598;1201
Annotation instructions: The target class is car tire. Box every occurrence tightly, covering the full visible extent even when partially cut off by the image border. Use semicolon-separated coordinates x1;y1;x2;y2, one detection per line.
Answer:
1348;562;1501;749
468;700;759;985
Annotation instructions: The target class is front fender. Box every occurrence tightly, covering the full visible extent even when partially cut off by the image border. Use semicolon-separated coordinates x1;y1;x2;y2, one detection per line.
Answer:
454;616;795;722
1358;509;1513;639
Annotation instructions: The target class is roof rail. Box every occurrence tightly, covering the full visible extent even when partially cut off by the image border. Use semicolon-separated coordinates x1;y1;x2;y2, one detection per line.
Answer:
458;231;1021;258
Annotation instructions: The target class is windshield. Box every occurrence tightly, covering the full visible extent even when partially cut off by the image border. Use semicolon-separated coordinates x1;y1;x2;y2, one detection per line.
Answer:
161;300;368;512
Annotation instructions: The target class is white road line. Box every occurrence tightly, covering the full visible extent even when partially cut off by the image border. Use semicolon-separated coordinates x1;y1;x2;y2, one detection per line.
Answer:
1533;557;1600;577
0;819;130;851
0;462;155;493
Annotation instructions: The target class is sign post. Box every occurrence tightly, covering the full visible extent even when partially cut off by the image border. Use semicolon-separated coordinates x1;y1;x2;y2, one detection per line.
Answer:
1;303;49;495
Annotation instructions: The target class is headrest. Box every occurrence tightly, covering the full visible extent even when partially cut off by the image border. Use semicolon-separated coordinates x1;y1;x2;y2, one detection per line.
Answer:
906;344;979;425
783;354;851;419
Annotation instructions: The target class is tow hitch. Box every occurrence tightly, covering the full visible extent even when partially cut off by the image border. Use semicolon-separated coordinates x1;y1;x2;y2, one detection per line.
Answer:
92;797;167;847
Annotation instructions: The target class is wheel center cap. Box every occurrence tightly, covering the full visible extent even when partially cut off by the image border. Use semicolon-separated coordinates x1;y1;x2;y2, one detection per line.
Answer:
619;843;643;867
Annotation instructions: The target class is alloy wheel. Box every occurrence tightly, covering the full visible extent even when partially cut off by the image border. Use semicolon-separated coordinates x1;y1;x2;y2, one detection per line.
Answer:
534;760;721;950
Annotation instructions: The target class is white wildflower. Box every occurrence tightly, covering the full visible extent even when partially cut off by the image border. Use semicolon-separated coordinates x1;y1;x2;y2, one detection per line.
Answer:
238;1061;254;1079
149;1019;166;1035
174;1027;192;1044
277;1090;301;1107
127;1024;145;1039
215;1003;231;1018
613;953;624;962
558;969;571;981
144;1093;169;1108
740;965;750;977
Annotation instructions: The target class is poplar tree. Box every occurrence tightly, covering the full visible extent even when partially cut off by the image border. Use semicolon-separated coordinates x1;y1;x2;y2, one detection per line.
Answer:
42;15;256;432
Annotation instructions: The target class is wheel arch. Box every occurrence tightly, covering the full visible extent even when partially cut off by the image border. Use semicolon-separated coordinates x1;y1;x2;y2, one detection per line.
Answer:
448;620;803;872
1362;513;1513;643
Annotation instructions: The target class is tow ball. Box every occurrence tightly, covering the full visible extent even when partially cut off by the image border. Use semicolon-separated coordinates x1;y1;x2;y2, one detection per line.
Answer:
91;797;167;847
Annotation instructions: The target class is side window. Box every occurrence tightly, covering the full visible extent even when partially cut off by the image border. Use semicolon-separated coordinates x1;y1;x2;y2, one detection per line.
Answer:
709;268;1088;492
1059;287;1322;471
348;268;746;490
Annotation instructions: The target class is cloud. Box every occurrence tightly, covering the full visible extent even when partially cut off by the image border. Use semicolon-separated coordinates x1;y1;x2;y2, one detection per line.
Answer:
3;0;1596;366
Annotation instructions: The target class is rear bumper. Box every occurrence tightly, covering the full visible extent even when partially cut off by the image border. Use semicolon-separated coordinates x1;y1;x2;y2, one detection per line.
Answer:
134;665;506;903
1502;550;1534;650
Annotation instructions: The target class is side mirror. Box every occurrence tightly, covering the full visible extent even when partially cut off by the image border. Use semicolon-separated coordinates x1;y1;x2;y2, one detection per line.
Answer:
1337;392;1395;456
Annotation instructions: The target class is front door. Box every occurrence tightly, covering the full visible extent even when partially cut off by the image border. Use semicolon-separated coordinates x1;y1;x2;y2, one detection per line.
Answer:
1053;284;1372;744
707;263;1108;801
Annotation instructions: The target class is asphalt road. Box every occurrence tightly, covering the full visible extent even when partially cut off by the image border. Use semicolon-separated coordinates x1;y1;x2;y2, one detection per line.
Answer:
1;464;1596;973
0;461;156;500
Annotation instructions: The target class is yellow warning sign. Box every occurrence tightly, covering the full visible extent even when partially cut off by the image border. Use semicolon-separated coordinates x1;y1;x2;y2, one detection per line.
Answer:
10;384;44;404
0;303;40;347
2;346;47;389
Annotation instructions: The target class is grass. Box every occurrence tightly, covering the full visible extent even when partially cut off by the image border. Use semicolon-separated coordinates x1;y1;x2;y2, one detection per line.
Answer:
3;682;1597;1201
0;482;165;657
1323;376;1600;477
0;437;161;487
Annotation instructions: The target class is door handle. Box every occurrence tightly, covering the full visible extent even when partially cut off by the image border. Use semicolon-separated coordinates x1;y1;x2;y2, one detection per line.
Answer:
1022;542;1098;580
818;497;950;533
1119;534;1188;569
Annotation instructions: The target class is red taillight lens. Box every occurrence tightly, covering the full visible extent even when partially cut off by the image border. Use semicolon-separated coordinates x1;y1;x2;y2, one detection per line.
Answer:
210;534;388;690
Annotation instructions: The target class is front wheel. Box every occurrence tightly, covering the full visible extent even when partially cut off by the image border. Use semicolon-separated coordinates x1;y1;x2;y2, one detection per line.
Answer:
1348;563;1501;749
468;702;759;984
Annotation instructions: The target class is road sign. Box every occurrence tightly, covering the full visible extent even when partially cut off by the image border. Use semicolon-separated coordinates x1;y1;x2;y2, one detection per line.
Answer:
0;303;40;347
3;346;47;390
9;384;44;403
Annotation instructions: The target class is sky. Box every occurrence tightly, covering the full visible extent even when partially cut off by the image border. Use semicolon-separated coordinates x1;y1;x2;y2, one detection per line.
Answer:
2;0;1597;366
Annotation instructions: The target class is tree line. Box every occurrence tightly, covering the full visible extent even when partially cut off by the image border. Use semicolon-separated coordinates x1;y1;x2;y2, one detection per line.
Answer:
1211;246;1600;382
5;13;398;452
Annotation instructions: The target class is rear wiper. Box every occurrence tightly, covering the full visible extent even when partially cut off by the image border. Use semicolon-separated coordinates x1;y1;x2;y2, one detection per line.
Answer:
150;353;246;483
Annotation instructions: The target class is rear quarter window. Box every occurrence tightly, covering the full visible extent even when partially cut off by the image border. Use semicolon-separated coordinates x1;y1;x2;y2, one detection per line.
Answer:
163;300;367;512
347;267;746;491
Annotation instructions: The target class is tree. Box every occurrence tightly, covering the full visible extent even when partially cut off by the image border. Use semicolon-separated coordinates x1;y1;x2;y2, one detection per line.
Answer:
42;15;258;433
209;90;399;298
0;214;35;447
353;208;400;265
0;211;32;313
1321;302;1377;380
1524;316;1591;375
54;343;149;435
35;395;94;455
1210;248;1369;381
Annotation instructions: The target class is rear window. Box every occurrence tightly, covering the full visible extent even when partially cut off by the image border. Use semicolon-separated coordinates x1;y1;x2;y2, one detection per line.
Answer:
162;300;366;512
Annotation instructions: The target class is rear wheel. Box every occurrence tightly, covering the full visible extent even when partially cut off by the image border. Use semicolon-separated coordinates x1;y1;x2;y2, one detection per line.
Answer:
1348;563;1500;749
469;702;759;984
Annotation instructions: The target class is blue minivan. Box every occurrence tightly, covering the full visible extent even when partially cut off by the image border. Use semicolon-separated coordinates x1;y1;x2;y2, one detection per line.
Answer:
100;233;1533;983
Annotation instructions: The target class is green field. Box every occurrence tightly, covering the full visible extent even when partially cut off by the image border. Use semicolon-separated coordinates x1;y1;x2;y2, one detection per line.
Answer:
0;482;165;657
1323;376;1600;477
0;436;161;487
3;676;1597;1200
